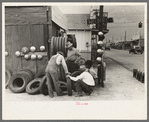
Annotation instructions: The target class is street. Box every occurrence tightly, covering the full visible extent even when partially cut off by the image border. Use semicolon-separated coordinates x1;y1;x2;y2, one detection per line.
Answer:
4;49;145;101
104;49;144;72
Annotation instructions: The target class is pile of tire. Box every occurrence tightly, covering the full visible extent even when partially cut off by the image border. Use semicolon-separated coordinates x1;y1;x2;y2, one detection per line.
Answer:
8;69;34;93
50;36;77;58
133;69;144;83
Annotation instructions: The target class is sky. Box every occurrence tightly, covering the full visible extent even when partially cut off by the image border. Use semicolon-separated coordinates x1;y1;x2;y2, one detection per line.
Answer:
57;4;146;42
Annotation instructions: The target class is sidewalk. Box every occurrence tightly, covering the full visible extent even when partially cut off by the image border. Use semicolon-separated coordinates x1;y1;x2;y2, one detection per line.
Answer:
4;57;145;101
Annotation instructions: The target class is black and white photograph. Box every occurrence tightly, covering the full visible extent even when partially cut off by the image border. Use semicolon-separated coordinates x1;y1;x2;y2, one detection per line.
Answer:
2;2;147;120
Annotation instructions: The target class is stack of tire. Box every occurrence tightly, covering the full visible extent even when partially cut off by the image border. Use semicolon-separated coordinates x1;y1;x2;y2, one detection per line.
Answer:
50;35;77;58
133;69;144;83
7;68;72;96
50;37;67;57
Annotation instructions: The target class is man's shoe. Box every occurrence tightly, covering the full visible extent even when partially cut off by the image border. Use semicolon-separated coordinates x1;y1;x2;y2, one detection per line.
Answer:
86;90;93;96
75;92;83;97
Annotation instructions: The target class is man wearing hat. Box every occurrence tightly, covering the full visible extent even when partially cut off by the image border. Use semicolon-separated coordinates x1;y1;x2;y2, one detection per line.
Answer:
45;51;70;97
65;38;81;73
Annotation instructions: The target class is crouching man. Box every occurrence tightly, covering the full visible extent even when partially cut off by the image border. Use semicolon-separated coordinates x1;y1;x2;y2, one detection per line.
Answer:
45;51;70;97
67;60;95;97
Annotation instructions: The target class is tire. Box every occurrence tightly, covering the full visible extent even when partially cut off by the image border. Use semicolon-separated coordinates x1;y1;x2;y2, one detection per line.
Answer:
59;81;67;91
133;69;137;77
50;37;55;57
58;65;66;81
139;72;143;82
9;72;31;93
62;37;67;57
140;72;144;83
20;69;34;80
66;77;72;96
34;71;46;78
26;78;42;95
134;69;138;78
58;37;62;51
136;71;140;80
103;62;106;81
97;64;102;86
5;69;11;89
39;75;48;95
55;37;59;54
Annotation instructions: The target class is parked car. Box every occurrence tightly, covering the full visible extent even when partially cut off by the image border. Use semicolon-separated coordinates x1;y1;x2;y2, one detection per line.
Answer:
105;45;110;50
129;45;143;54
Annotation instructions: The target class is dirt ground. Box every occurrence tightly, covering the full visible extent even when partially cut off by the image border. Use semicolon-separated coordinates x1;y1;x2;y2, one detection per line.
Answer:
4;57;145;101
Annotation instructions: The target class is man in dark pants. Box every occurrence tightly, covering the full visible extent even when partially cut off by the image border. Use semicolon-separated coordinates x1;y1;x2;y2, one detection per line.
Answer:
65;38;81;73
45;51;70;97
67;60;96;97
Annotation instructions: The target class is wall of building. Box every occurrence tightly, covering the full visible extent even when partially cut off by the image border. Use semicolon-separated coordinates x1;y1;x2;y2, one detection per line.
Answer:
5;6;53;74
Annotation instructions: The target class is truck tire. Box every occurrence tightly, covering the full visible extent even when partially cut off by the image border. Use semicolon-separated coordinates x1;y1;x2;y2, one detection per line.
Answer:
62;37;67;57
39;75;48;95
20;69;34;80
50;37;55;57
5;69;11;89
9;72;31;93
103;62;106;81
59;81;67;91
133;69;137;77
26;78;42;95
66;77;72;96
34;71;46;78
140;73;144;83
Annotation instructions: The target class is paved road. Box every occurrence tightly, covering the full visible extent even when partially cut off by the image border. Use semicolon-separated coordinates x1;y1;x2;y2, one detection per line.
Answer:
104;49;144;72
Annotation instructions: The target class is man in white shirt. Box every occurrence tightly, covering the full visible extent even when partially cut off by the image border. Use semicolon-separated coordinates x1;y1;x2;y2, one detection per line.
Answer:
67;60;96;97
45;51;70;97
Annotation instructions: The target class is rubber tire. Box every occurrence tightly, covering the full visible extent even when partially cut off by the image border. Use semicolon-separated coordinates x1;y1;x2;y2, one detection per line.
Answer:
136;71;140;80
141;73;144;83
20;69;34;80
66;77;72;96
26;78;42;95
58;37;61;51
58;65;66;82
134;69;138;78
5;69;11;89
62;37;67;57
133;69;137;77
34;71;46;78
9;72;31;93
103;62;106;81
39;75;48;95
55;37;59;54
59;81;67;91
50;37;55;57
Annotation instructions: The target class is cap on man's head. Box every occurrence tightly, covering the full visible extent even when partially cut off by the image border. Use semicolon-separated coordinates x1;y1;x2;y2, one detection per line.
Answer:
65;41;73;49
85;60;93;69
67;38;73;43
57;51;64;56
